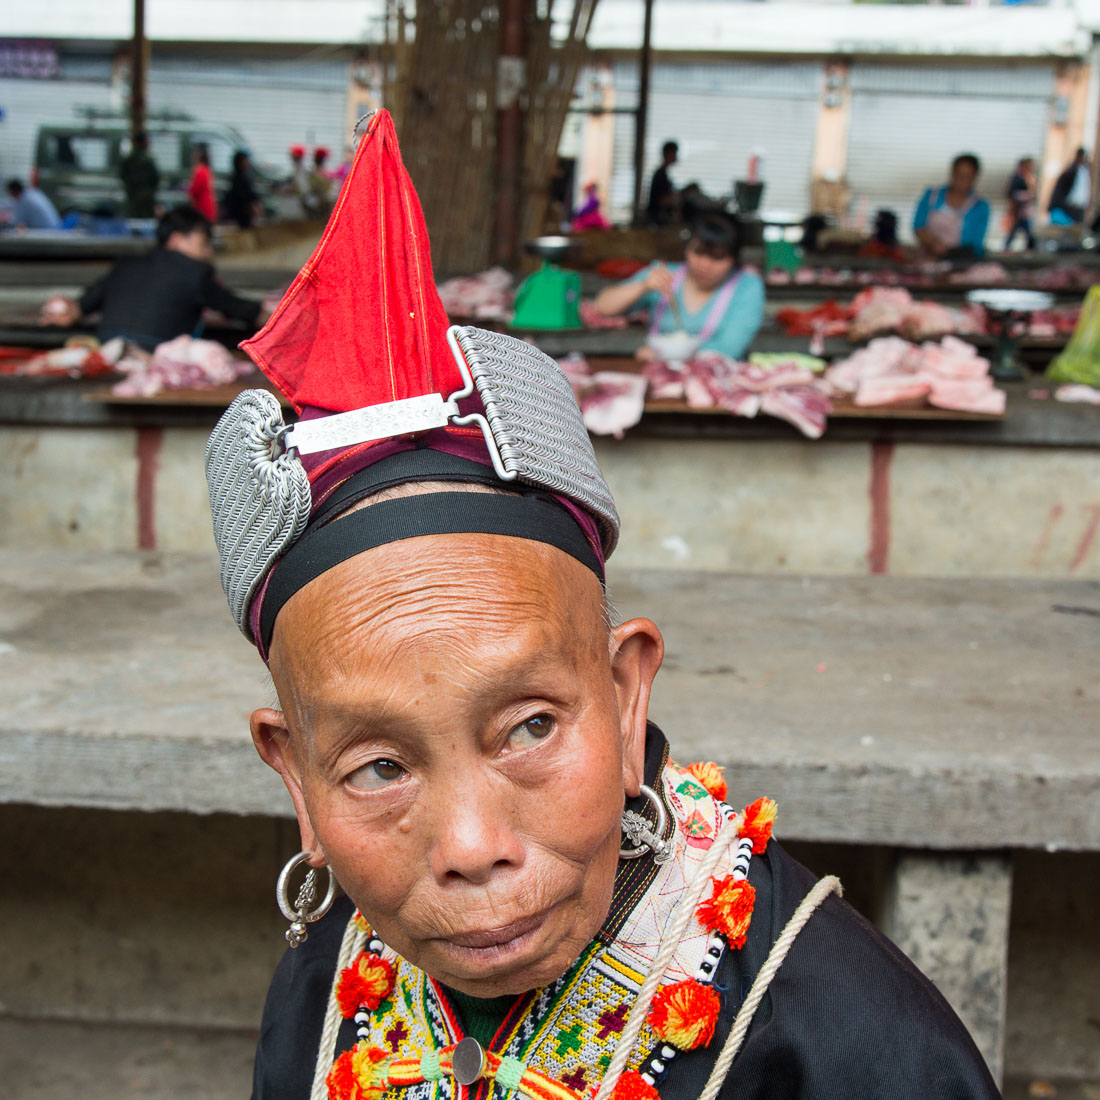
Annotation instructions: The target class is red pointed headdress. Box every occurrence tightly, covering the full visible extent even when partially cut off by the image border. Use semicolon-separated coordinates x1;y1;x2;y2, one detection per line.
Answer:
207;110;617;659
242;110;462;418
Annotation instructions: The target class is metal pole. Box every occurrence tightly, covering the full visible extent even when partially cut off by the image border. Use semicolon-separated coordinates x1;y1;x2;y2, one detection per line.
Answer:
631;0;654;225
130;0;147;137
493;0;527;267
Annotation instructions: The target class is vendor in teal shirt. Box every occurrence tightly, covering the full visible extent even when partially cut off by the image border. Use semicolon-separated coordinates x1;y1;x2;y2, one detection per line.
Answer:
912;152;990;258
593;213;765;361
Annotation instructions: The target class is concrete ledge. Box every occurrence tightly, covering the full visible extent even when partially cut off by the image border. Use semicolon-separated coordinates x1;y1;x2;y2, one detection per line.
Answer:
1;551;1098;849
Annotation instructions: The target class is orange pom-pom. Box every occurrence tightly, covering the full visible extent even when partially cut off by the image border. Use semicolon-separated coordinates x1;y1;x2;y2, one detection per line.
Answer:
336;952;396;1017
610;1070;660;1100
685;761;728;802
741;797;777;853
327;1047;359;1100
647;979;721;1049
352;909;371;933
328;1043;391;1100
696;874;756;948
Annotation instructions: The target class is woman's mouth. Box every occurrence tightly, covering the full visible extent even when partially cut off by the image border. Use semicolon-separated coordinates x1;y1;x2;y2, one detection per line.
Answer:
437;911;549;963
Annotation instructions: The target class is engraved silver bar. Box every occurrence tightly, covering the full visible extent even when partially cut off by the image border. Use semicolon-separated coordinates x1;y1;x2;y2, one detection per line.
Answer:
283;393;455;456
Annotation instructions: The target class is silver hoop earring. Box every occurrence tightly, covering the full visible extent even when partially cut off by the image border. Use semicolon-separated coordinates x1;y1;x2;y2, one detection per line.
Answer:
277;851;338;947
621;784;674;863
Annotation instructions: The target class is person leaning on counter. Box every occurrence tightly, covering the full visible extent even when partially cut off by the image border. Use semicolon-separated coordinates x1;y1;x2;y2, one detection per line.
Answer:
40;205;266;351
592;212;765;362
912;153;991;259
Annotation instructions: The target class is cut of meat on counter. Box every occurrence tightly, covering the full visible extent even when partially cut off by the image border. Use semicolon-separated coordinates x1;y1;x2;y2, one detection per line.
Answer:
1033;264;1100;290
555;354;647;438
767;261;1100;291
558;352;832;439
581;372;648;438
846;287;913;342
657;353;831;439
111;335;254;397
775;288;1074;343
0;337;126;378
946;262;1009;285
846;287;983;343
774;300;852;338
1053;383;1100;405
436;267;514;321
1025;307;1082;337
826;335;1006;415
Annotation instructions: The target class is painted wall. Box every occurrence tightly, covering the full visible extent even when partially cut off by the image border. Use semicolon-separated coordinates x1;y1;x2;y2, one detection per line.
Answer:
3;426;1099;579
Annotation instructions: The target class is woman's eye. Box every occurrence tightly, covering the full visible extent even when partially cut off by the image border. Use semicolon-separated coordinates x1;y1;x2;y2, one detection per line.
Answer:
346;759;405;791
508;714;554;748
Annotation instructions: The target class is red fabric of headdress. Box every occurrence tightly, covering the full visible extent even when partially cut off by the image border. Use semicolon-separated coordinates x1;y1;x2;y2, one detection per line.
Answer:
242;110;461;415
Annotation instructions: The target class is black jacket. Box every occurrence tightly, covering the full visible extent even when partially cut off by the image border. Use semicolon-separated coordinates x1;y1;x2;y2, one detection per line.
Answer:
1049;162;1086;215
78;247;260;350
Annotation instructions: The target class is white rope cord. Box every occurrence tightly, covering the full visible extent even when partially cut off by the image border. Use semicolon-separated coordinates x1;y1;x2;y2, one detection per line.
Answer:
310;913;371;1100
695;875;843;1100
592;815;745;1100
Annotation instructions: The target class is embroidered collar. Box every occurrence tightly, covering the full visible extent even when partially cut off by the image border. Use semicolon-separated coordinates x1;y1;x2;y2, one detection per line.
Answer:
324;751;776;1100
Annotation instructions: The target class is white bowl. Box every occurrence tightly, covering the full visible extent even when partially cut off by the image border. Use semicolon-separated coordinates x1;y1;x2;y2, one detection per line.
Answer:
649;330;700;364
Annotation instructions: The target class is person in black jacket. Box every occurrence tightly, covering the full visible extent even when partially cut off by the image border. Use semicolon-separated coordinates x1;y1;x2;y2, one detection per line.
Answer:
1048;147;1091;225
646;140;680;226
118;130;160;219
224;149;261;229
41;204;264;350
1004;156;1036;250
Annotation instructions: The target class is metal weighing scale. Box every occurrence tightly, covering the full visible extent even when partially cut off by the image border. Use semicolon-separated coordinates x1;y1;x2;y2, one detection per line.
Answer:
966;289;1054;381
512;236;583;330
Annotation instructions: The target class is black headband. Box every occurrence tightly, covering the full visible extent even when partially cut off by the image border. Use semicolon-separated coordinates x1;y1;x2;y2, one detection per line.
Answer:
259;458;603;651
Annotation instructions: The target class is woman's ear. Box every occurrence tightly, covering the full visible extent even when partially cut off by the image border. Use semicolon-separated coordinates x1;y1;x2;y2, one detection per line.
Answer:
250;708;325;866
610;618;665;797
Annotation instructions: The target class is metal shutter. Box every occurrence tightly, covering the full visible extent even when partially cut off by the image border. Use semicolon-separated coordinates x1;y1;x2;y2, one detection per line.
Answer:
0;54;349;184
147;56;349;176
609;59;820;221
0;77;113;181
847;62;1054;244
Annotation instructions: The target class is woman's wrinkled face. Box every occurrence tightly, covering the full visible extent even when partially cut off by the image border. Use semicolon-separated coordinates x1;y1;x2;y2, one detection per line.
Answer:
254;534;661;997
685;240;735;291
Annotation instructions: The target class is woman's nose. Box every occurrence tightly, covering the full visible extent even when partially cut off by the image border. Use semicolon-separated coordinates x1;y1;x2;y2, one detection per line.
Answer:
427;773;526;885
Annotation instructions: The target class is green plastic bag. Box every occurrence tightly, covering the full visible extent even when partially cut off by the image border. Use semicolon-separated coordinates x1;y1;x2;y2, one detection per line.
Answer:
1048;285;1100;387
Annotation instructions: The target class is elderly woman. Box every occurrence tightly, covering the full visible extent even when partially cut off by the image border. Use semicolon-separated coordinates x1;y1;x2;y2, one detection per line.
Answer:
205;112;997;1100
592;213;765;363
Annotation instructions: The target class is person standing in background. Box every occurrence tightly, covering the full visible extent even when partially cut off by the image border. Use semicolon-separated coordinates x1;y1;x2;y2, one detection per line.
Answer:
119;131;160;219
646;140;680;226
1049;148;1091;225
305;147;333;219
224;150;261;229
187;143;217;223
1004;156;1036;250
